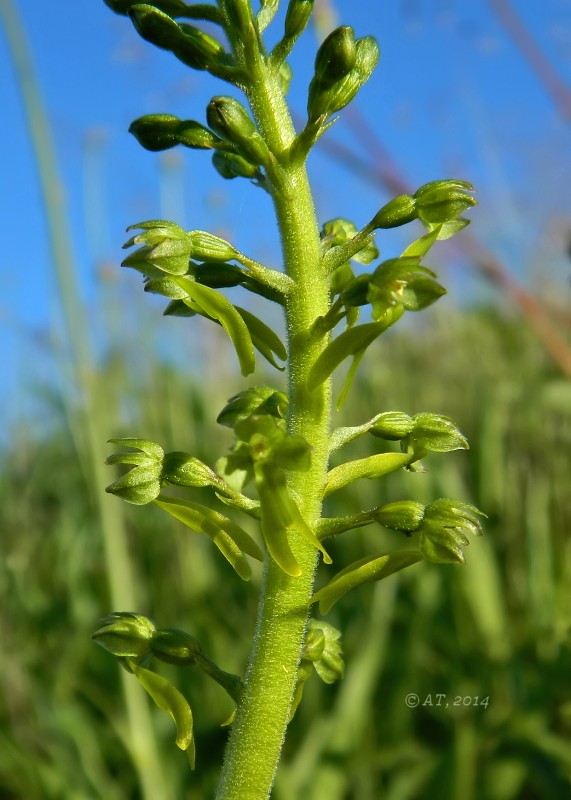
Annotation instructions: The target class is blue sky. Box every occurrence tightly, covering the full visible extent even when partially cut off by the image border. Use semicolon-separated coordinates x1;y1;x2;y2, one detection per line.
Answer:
1;0;570;432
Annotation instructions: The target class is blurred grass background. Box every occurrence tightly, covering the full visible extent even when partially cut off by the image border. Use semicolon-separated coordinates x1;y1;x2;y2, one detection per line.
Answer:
2;0;571;798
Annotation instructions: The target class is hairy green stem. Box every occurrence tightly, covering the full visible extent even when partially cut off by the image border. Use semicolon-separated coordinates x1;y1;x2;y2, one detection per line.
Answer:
215;5;331;798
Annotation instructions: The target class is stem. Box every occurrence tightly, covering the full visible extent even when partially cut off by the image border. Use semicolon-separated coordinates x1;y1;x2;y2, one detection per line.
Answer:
215;6;331;798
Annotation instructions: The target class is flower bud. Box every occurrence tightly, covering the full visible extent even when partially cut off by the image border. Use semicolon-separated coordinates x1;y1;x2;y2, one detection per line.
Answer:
413;180;476;225
308;35;379;121
217;386;288;429
310;621;344;684
212;151;261;180
92;612;155;659
206;97;269;165
369;411;415;440
122;220;192;277
407;413;469;453
425;498;485;537
418;498;485;564
105;438;164;505
128;4;183;51
128;6;226;72
314;26;356;86
105;0;189;15
302;626;326;662
150;628;205;666
370;194;417;229
374;500;425;532
129;114;181;151
162;452;217;487
414;179;474;200
419;518;467;564
188;230;237;262
284;0;315;40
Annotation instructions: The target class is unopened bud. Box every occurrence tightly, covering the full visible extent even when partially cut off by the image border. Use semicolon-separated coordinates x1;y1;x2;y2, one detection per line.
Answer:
314;26;356;86
129;114;181;151
128;4;183;51
92;612;155;659
122;220;192;277
308;35;379;121
206;96;269;165
217;386;288;429
413;180;476;225
284;0;315;40
303;627;326;662
105;0;189;15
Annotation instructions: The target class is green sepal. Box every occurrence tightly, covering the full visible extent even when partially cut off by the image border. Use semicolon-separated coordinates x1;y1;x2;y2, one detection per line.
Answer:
122;220;191;277
107;437;165;460
105;465;162;505
399;277;446;311
310;550;423;613
413;180;477;226
92;612;155;659
419;519;466;564
235;307;287;370
289;620;343;719
153;495;263;579
324;451;413;496
405;413;469;454
217;386;287;429
418;498;485;564
127;659;196;768
308;620;344;683
173;276;255;375
401;226;441;258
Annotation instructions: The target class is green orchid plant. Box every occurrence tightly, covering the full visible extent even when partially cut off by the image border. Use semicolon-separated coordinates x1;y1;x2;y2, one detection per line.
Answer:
93;1;483;797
